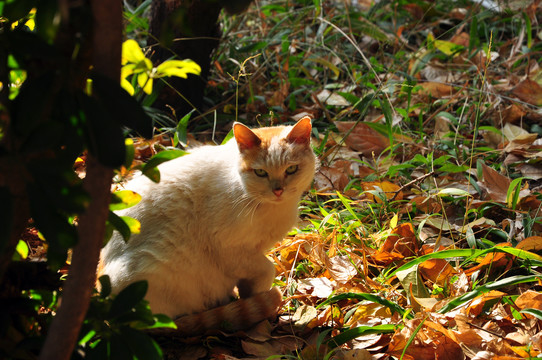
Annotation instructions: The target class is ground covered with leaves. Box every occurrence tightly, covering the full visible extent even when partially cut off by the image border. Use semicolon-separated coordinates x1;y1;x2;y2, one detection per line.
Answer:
137;1;542;359
22;0;542;358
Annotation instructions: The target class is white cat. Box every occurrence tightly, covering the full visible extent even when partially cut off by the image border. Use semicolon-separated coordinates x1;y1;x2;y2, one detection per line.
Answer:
98;117;316;332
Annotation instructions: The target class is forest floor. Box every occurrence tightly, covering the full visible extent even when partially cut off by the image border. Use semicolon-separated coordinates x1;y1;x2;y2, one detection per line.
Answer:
25;0;542;359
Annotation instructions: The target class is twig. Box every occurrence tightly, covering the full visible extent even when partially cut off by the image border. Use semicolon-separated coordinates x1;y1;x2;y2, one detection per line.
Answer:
390;171;436;202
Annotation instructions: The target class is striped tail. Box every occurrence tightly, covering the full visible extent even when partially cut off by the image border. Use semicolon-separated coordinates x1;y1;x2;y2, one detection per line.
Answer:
152;287;282;336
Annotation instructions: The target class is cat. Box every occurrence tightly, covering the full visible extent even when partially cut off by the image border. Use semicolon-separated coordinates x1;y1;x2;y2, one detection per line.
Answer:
98;116;316;334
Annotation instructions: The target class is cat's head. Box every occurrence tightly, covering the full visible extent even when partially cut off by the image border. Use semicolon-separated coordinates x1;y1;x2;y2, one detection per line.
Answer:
233;116;317;204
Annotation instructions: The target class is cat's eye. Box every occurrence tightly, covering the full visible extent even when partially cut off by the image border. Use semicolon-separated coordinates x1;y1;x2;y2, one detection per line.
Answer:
254;169;268;177
285;165;298;175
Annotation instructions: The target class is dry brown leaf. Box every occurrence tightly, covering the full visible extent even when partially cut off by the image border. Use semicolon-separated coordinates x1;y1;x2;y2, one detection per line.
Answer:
297;277;335;298
314;166;350;192
502;123;529;141
504;133;538;152
499;103;527;125
516;236;542;252
417;81;456;98
480;163;511;202
334;121;390;157
325;255;359;284
241;339;280;357
514;290;542;311
511;78;542;106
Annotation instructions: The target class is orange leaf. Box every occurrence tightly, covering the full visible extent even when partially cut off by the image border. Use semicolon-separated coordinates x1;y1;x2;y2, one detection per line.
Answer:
361;180;402;203
419;259;457;285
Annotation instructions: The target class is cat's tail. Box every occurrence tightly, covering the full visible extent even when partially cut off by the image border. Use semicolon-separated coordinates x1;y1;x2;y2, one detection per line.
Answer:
151;287;283;337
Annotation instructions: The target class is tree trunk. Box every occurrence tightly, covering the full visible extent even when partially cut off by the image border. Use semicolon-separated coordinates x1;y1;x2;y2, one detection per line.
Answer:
148;0;254;118
38;0;121;358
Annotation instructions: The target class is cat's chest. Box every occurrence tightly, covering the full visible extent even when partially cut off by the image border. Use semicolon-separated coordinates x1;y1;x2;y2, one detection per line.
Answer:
226;202;297;250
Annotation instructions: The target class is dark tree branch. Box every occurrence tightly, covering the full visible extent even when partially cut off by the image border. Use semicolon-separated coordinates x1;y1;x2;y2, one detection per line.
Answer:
38;0;121;358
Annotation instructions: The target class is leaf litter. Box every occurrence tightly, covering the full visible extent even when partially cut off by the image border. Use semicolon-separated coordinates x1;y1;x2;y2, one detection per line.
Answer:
21;0;542;359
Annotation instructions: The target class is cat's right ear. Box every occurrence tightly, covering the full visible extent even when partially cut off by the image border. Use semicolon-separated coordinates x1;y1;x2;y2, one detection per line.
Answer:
233;122;262;151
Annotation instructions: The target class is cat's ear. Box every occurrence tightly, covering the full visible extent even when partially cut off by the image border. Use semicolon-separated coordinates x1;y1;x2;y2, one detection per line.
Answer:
234;122;262;151
286;116;312;145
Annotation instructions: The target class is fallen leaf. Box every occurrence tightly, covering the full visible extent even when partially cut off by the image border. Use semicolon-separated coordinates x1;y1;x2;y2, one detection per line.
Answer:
480;163;511;202
335;121;390;157
361;180;402;203
297;277;335;298
511;78;542;106
417;81;456;98
514;290;542;311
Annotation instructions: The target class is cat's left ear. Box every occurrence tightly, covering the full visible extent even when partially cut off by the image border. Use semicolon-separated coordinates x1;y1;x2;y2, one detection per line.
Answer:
234;122;262;151
286;116;312;145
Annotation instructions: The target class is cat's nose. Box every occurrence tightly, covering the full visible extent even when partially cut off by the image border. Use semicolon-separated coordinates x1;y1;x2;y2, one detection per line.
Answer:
273;188;283;197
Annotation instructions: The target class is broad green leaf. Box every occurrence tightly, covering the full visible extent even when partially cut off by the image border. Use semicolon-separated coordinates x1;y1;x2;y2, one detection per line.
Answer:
147;314;177;329
110;190;142;211
98;275;112;298
91;73;153;138
119;326;163;360
108;211;131;242
142;149;187;182
120;216;141;235
12;239;29;260
175;110;193;147
109;280;148;318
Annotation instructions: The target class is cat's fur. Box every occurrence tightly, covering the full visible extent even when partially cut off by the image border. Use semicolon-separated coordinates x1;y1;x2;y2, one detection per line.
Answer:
98;117;316;333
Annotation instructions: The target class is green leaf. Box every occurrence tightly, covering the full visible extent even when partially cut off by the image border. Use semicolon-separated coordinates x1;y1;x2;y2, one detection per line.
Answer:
388;249;484;279
110;190;142;211
438;275;541;314
316;293;412;319
520;308;542;320
119;326;163;360
2;0;34;22
147;314;177;329
327;324;397;348
142;149;187;182
110;333;134;360
98;275;112;298
12;239;29;260
91;72;153;138
109;280;148;319
437;188;471;197
108;212;140;242
175;110;193;147
81;93;126;168
236;41;268;53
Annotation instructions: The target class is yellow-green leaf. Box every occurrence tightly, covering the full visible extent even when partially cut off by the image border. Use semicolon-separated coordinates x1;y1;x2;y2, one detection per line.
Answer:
120;216;141;235
155;59;201;78
137;73;152;94
122;39;146;64
13;240;29;260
